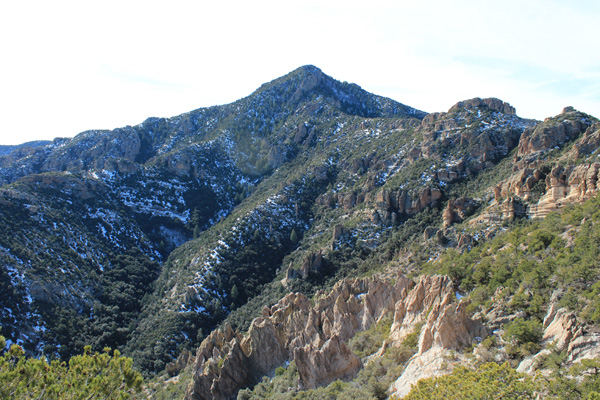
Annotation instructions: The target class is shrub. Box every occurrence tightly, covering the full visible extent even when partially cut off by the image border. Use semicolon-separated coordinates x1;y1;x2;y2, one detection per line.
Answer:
0;336;143;400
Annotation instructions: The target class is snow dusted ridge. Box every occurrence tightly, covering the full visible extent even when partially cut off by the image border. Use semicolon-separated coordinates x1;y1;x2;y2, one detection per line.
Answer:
176;177;316;315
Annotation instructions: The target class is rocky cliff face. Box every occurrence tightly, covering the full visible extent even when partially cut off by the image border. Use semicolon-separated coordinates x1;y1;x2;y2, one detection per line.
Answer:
464;109;600;229
417;97;534;175
185;276;411;399
515;107;595;167
528;163;600;218
387;276;487;398
185;274;486;400
484;162;600;222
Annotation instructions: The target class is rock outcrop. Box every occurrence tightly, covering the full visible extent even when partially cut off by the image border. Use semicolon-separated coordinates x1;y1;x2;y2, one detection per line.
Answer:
447;98;516;115
185;275;485;400
542;304;580;351
493;168;544;201
515;108;595;167
517;303;600;373
473;161;600;226
185;276;414;400
442;198;478;228
370;187;443;225
300;250;323;277
528;163;600;218
419;98;531;174
388;276;486;398
567;122;600;159
317;186;443;226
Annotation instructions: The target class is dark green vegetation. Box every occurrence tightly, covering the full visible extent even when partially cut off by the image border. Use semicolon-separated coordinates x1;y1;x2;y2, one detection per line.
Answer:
401;362;539;400
233;196;600;399
1;66;600;398
0;335;142;399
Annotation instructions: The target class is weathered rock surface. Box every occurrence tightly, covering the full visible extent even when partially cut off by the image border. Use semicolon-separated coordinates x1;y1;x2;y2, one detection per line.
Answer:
493;168;544;201
515;108;595;167
567;122;600;159
472;161;600;227
447;97;516;116
528;163;600;218
317;185;443;226
542;304;580;351
389;276;486;398
517;303;600;373
442;198;478;228
567;331;600;363
369;187;442;225
300;250;323;277
185;274;485;400
419;98;531;174
185;275;415;399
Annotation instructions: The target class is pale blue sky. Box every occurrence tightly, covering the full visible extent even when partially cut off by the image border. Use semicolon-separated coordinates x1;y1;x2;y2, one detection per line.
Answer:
0;0;599;145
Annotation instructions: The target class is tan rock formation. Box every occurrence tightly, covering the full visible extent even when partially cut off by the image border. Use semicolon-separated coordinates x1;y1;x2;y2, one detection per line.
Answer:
542;304;580;351
567;332;600;363
185;274;487;400
515;108;593;166
448;97;516;115
332;224;346;241
474;162;600;226
567;122;600;159
185;276;415;400
541;303;600;364
300;250;323;277
442;198;478;228
388;276;486;398
529;163;600;218
423;227;440;241
166;349;193;377
493;168;542;201
294;335;360;389
518;303;600;373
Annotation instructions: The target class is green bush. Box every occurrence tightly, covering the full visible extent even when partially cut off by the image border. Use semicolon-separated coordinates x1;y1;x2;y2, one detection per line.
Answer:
0;336;142;400
400;362;538;400
349;313;393;358
503;318;543;358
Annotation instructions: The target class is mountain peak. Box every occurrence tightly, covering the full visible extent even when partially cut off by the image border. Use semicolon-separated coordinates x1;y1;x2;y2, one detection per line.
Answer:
292;64;324;76
253;65;425;119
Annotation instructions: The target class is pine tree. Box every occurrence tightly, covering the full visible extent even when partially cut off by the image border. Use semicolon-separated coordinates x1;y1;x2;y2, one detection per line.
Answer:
290;229;298;244
0;336;143;399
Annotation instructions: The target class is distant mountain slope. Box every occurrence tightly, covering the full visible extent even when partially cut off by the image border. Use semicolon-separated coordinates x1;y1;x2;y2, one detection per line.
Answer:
0;141;52;156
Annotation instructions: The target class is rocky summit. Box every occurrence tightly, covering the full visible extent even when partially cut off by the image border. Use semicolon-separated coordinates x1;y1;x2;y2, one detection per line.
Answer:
1;66;600;399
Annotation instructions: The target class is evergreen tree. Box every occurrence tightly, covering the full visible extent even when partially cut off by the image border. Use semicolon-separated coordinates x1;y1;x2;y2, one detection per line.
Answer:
0;336;143;399
290;229;298;244
402;362;538;400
